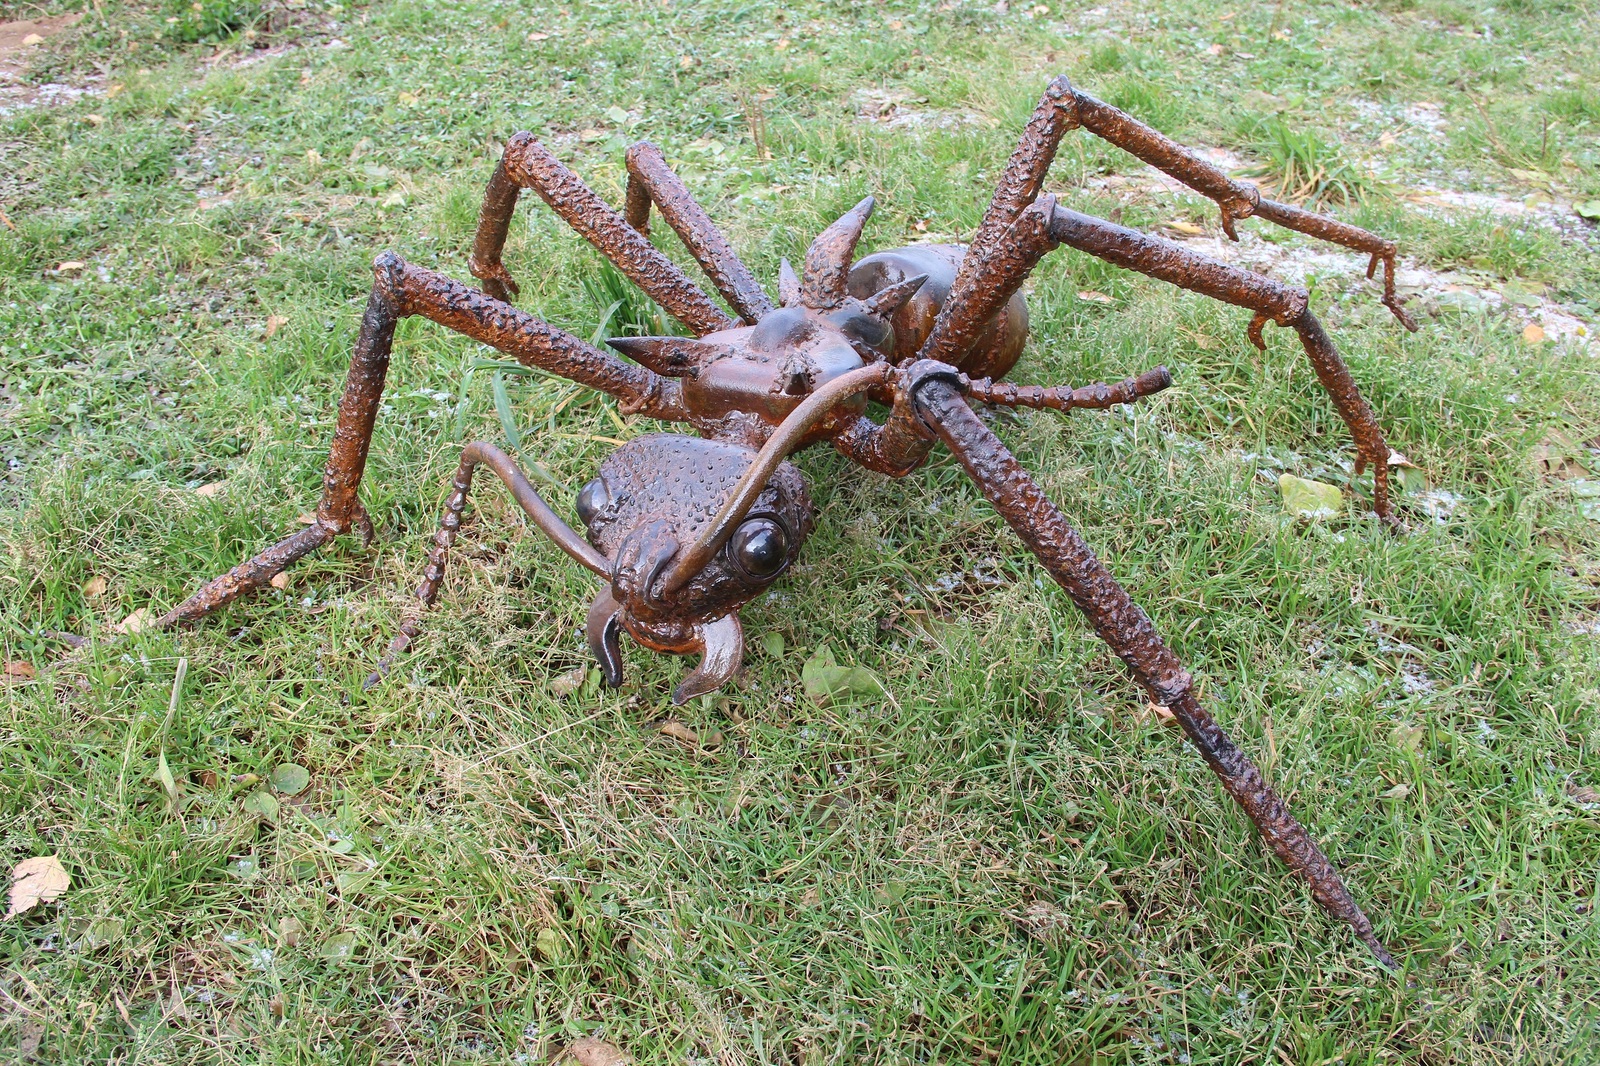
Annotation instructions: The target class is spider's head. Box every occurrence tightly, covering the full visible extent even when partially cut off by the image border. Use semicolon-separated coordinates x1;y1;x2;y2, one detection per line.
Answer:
608;196;927;431
575;433;812;703
772;194;930;362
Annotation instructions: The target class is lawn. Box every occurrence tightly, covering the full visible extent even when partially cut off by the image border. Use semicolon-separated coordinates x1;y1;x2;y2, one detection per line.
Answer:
3;0;1600;1062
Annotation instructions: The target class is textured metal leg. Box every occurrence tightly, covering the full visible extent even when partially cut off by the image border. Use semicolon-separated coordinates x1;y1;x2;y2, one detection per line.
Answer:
1061;84;1417;330
909;370;1396;969
495;133;737;336
624;141;774;323
468;155;525;303
157;259;405;627
1041;207;1396;524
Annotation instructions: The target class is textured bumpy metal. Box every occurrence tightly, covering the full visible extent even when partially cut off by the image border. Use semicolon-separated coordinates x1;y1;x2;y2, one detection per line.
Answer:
141;77;1421;968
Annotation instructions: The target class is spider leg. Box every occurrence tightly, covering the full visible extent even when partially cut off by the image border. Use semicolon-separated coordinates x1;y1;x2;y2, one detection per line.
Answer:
1061;84;1417;330
158;254;685;629
623;141;775;323
367;441;608;687
468;133;736;336
918;197;1397;524
900;363;1396;968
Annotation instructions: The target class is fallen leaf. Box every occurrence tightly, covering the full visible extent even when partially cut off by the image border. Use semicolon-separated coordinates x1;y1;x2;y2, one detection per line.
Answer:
84;114;103;126
5;661;35;680
527;31;551;41
549;665;587;697
278;916;303;946
1391;723;1425;753
296;512;318;525
1145;700;1174;723
396;90;419;106
1567;782;1599;805
1278;474;1342;518
264;314;288;338
7;855;70;919
83;574;107;599
242;789;280;822
115;608;151;634
1380;782;1411;800
1076;289;1115;304
659;720;699;746
0;206;13;231
106;83;124;99
1522;323;1546;346
535;926;564;962
155;751;181;811
1387;450;1419;469
194;481;227;498
1572;479;1600;522
319;931;357;961
1575;200;1600;222
760;631;785;658
1206;42;1225;55
22;33;45;46
1530;432;1589;481
271;763;311;796
801;645;885;706
1164;220;1206;236
678;54;696;69
562;1037;631;1066
269;572;289;591
305;148;322;165
55;261;85;274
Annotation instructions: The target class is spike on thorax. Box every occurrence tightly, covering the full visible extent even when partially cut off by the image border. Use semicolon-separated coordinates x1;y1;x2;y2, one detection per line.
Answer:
800;196;875;310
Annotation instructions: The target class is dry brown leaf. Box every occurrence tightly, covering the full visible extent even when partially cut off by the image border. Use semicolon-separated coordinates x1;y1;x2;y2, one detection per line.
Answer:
194;481;227;498
659;720;699;746
115;608;151;635
5;661;36;680
561;1037;631;1066
1530;433;1590;481
7;855;70;919
82;574;107;599
1522;323;1546;345
1146;700;1174;723
1164;220;1206;236
1567;782;1599;805
84;114;103;126
527;31;551;40
549;665;586;697
269;572;290;591
55;261;85;273
264;314;289;338
1386;450;1419;469
1076;290;1115;304
0;206;14;231
296;512;318;525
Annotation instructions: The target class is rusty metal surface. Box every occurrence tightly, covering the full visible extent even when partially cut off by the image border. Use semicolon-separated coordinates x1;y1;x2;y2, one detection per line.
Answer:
625;141;775;323
499;133;736;336
143;77;1424;967
911;372;1396;969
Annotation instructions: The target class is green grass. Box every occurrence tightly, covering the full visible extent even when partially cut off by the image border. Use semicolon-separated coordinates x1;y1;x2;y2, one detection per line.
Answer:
3;0;1600;1062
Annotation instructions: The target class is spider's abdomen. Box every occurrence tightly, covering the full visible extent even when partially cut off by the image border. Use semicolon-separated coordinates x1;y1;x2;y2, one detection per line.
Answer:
848;244;1029;380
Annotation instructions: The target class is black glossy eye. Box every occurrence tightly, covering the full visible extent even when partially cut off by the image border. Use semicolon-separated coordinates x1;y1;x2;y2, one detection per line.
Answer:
575;478;609;526
728;518;790;580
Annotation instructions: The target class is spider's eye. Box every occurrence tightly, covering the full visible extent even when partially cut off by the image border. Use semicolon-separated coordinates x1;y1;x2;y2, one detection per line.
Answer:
727;517;790;580
576;478;609;526
833;311;892;353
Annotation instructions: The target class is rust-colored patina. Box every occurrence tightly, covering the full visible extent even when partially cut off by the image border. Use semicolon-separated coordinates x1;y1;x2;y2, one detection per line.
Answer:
149;76;1416;968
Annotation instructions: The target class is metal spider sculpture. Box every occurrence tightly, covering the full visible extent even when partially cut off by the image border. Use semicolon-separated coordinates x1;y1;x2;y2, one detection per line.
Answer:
156;77;1417;966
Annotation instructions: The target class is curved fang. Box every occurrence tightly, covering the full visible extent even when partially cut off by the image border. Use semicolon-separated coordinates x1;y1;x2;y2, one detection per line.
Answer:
801;195;875;309
671;613;744;704
586;585;626;687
